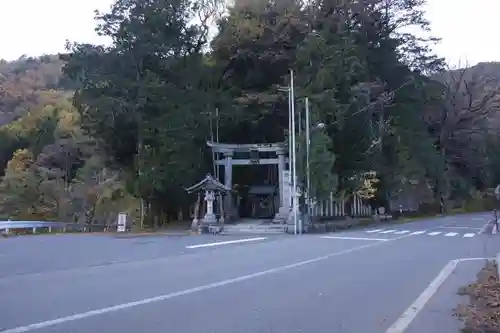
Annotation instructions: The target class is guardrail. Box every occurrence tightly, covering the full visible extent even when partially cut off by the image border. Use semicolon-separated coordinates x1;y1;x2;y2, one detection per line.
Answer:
0;221;110;234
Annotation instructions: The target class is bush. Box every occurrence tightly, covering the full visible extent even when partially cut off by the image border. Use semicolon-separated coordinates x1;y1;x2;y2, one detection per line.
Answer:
463;197;497;212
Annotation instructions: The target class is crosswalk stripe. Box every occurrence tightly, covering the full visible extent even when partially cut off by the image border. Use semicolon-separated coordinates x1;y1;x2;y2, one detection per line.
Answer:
362;229;477;238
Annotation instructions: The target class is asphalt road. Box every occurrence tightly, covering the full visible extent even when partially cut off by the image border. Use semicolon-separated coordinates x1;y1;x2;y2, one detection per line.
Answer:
1;212;500;333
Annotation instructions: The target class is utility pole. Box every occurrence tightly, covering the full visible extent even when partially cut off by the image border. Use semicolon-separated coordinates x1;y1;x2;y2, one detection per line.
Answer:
305;97;311;230
290;69;298;235
287;85;292;193
215;108;220;179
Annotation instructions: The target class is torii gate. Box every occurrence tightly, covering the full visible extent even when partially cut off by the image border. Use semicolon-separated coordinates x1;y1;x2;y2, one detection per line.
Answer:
207;141;290;220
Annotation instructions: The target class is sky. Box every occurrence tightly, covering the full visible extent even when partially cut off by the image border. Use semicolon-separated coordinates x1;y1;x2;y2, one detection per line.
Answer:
0;0;498;67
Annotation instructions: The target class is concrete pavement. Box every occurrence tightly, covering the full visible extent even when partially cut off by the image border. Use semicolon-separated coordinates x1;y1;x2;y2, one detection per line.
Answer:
1;212;499;333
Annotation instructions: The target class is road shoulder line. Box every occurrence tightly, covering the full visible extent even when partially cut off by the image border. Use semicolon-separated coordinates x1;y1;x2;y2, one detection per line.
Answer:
385;257;492;333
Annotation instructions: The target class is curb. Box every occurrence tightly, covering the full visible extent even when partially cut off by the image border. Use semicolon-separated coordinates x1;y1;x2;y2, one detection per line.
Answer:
113;232;192;238
497;254;500;278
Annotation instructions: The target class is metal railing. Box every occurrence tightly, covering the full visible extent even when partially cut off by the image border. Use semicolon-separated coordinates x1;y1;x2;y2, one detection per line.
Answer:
0;221;109;234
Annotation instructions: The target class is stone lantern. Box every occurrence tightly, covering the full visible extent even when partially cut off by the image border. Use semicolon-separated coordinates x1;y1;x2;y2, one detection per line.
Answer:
185;174;231;234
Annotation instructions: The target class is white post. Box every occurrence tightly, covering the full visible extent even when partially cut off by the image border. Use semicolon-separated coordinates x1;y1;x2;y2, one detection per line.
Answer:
354;196;359;216
290;69;298;235
329;192;333;217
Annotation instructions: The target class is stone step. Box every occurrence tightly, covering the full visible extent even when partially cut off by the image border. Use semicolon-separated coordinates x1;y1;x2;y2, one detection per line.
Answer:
237;225;284;229
224;224;285;230
221;225;287;234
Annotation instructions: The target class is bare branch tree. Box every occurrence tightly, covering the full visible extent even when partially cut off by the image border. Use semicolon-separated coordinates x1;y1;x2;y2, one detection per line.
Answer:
427;63;500;206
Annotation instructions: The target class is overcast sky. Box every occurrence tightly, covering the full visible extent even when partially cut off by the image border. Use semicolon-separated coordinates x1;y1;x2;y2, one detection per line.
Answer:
0;0;498;67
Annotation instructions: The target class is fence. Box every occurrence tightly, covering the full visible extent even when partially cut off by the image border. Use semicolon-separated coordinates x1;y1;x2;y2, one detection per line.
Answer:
0;221;109;234
311;194;372;218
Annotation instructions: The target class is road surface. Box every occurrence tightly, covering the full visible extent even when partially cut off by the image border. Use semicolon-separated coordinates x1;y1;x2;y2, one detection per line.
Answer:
1;213;499;333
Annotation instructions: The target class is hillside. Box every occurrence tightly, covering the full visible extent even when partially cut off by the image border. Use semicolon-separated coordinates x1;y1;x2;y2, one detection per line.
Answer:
0;55;138;224
0;55;74;126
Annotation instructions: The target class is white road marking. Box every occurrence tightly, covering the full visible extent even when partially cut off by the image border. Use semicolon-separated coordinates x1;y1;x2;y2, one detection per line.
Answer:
444;232;458;237
380;230;397;234
427;232;441;236
366;229;383;233
480;218;495;234
410;231;426;235
320;236;389;242
440;226;482;230
463;233;475;238
0;233;417;333
385;257;491;333
394;230;410;234
186;237;267;249
473;217;486;221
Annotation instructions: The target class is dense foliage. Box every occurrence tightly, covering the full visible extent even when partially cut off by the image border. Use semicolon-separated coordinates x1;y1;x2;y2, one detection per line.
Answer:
1;0;499;226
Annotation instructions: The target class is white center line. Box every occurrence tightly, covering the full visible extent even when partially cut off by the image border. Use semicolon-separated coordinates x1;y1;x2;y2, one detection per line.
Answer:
410;231;426;235
379;230;397;234
463;233;476;238
444;232;458;237
186;237;267;249
394;230;410;234
440;226;482;230
320;236;389;241
428;232;441;236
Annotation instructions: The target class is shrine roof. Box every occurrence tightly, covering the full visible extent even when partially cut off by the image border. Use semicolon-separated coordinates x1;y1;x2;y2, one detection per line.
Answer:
185;174;231;193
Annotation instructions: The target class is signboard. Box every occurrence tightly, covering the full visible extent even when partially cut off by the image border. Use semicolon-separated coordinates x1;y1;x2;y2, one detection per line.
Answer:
249;149;260;164
117;213;127;232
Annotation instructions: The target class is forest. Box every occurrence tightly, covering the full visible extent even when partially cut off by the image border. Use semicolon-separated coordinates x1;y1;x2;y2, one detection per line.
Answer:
0;0;499;228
